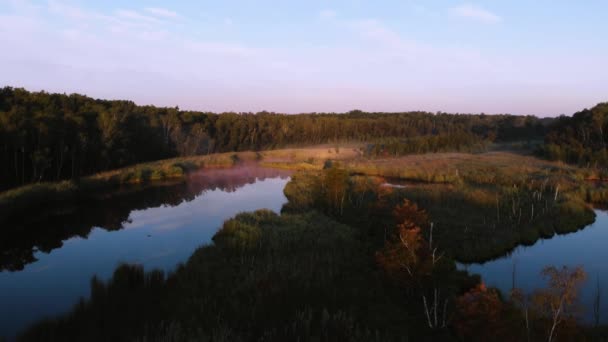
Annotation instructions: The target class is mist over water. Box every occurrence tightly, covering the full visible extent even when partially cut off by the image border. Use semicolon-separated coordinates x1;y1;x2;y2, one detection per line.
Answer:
0;166;291;339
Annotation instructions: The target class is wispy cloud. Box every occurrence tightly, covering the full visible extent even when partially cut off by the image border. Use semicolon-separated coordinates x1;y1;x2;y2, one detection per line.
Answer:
115;9;162;24
450;3;501;24
47;0;109;21
3;0;43;12
144;7;179;19
349;19;405;48
3;0;605;115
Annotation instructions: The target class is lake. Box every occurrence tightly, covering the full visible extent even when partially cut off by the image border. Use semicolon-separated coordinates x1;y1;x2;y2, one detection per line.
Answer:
3;168;608;339
461;209;608;324
0;166;292;339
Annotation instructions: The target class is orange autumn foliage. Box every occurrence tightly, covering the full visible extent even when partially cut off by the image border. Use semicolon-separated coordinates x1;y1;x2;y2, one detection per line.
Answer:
393;199;428;228
376;226;424;279
377;200;433;281
453;283;514;342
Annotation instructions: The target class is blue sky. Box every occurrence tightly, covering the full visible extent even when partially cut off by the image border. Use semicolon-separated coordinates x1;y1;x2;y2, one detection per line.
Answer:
0;0;606;115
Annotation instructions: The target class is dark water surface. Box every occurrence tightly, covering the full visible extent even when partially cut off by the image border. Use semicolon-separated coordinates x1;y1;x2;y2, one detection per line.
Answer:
461;209;608;323
4;168;608;338
0;166;291;339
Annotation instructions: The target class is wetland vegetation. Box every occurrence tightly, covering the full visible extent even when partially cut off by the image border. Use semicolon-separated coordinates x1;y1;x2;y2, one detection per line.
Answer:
15;163;603;341
2;88;608;341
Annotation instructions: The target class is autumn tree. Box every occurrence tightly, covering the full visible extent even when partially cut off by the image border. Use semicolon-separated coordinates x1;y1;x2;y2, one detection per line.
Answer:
454;283;513;342
377;199;451;329
393;199;428;228
510;266;586;342
532;265;586;342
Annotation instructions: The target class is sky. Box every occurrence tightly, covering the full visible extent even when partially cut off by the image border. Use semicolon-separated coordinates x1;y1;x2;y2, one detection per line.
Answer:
0;0;606;116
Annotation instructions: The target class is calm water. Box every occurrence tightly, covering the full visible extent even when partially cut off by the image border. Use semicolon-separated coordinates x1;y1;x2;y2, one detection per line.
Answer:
4;171;608;338
0;166;291;339
461;209;608;323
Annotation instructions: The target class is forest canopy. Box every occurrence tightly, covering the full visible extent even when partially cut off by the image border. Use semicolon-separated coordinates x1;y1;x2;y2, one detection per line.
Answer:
539;103;608;168
0;86;585;191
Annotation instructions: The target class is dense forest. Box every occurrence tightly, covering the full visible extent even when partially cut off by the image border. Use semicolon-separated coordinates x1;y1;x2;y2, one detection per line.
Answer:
539;103;608;169
0;87;548;191
3;86;608;341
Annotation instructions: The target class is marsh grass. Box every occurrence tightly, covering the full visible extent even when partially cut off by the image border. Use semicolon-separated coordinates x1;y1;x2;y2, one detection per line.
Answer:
19;210;420;342
344;152;583;185
0;145;368;220
282;154;599;262
16;159;604;341
258;145;364;170
0;152;261;221
397;183;595;262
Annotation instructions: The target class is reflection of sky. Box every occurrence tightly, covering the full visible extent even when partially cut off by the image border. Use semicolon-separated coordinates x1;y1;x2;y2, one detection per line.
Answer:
0;177;289;339
461;210;608;323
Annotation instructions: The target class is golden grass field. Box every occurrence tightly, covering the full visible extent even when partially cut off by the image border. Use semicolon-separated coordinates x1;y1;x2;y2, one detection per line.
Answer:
2;144;606;221
345;151;584;183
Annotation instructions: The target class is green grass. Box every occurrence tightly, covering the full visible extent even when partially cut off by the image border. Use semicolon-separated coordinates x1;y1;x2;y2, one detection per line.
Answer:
281;159;597;262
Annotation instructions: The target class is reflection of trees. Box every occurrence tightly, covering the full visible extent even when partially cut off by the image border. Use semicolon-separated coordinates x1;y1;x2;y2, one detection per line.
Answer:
186;166;291;194
0;166;292;271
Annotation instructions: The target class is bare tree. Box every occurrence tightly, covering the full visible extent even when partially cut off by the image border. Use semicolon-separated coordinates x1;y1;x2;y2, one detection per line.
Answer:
532;265;586;342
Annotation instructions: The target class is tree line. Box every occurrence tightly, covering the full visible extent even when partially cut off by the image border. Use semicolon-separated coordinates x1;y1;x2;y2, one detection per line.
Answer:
0;86;548;191
365;132;490;157
539;103;608;169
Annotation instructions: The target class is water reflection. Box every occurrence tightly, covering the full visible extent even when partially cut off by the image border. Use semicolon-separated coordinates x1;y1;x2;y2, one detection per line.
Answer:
1;166;292;271
0;166;291;339
461;209;608;324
